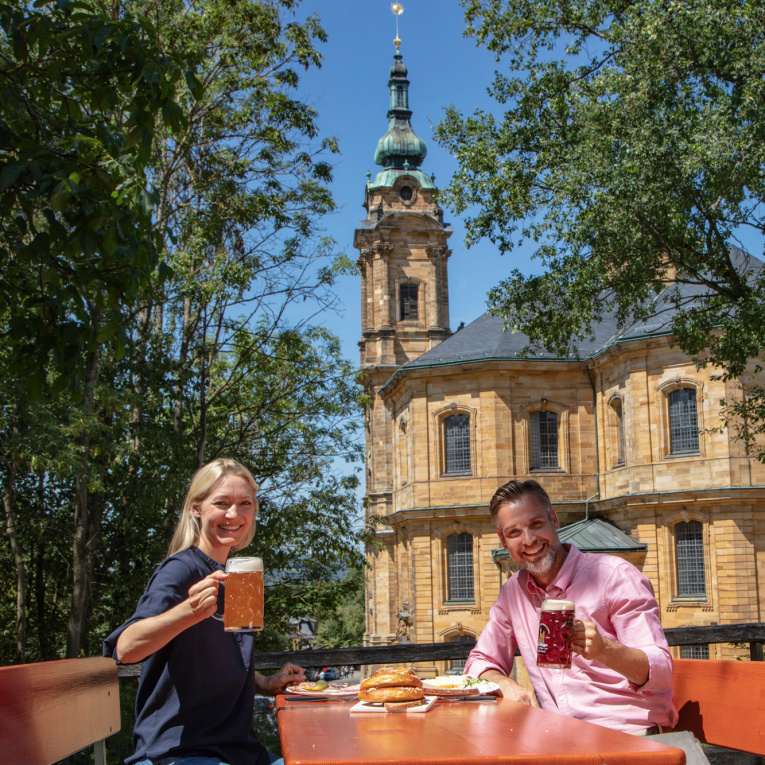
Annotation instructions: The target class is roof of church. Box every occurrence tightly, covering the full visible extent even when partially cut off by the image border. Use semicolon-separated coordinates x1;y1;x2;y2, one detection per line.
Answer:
382;246;761;391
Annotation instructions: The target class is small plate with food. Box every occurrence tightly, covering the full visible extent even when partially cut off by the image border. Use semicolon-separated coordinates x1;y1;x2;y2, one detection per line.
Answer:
285;681;360;698
421;675;500;697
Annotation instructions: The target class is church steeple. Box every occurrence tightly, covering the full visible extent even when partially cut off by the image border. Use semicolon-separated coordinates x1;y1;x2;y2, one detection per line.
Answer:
354;40;452;371
368;45;435;194
373;51;428;171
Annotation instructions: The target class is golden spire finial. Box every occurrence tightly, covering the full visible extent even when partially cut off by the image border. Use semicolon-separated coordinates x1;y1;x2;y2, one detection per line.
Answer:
391;3;404;51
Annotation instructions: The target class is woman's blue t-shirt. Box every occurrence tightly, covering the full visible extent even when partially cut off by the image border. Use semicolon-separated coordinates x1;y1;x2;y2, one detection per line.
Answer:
103;546;270;765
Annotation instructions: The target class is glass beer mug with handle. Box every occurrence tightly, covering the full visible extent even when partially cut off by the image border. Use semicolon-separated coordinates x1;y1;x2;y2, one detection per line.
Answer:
536;599;575;669
213;557;264;632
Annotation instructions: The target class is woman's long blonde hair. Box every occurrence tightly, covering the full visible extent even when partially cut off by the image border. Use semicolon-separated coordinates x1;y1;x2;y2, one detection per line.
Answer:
167;458;258;558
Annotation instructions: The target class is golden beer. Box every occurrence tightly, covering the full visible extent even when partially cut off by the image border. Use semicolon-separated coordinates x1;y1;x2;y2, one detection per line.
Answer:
223;557;264;632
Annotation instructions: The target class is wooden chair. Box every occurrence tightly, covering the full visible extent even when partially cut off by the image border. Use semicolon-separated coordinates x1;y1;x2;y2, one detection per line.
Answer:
0;656;120;765
671;658;765;756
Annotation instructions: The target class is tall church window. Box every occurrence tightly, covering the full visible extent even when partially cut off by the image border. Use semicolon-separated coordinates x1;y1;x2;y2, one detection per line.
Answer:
669;388;699;454
447;533;474;601
399;282;418;321
448;633;476;672
444;414;471;474
396;85;404;107
612;398;625;465
676;520;706;597
530;410;558;469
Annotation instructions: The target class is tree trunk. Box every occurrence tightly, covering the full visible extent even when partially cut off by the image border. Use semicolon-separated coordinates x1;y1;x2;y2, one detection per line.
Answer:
34;469;55;660
2;456;27;663
66;345;100;658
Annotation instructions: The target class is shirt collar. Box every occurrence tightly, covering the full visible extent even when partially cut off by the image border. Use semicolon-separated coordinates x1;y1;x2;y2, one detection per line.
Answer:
524;543;580;600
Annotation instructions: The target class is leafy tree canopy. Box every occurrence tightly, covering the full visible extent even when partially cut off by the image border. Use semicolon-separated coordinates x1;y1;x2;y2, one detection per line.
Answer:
436;0;765;394
0;0;194;397
0;0;365;666
314;568;365;650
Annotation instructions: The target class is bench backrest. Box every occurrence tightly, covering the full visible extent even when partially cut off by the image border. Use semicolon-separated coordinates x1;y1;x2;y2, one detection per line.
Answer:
672;658;765;755
0;656;120;765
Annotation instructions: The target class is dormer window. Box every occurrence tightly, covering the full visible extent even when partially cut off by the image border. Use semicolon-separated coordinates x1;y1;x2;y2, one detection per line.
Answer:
400;283;418;321
399;185;413;201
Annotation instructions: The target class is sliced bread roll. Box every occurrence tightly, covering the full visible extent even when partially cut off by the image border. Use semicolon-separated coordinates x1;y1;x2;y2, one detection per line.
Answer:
383;698;425;712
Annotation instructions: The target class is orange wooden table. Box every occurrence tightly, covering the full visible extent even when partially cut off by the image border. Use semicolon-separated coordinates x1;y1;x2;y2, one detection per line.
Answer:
275;696;686;765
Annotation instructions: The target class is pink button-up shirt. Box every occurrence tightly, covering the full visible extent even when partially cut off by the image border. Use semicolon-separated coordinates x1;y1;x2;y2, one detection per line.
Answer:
465;544;678;733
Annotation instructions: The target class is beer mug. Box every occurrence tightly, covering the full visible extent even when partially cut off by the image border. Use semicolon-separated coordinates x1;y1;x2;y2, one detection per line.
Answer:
536;599;575;668
213;557;264;632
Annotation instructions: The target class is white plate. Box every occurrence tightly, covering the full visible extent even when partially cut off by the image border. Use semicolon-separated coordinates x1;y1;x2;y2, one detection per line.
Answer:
350;696;437;713
421;676;500;697
285;681;360;698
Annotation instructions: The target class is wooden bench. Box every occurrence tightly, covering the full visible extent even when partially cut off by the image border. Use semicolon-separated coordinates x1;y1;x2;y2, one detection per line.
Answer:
671;658;765;757
0;657;120;765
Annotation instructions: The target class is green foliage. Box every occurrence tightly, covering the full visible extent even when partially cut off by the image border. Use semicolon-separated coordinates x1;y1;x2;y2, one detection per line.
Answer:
0;0;189;395
721;383;765;462
437;0;765;400
0;0;364;669
314;568;365;649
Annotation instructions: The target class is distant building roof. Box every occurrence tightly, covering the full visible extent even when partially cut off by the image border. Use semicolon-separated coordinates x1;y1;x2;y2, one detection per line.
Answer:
379;246;763;394
288;616;317;643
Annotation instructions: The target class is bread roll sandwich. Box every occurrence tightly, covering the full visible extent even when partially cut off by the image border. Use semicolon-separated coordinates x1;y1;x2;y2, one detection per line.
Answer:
359;667;425;710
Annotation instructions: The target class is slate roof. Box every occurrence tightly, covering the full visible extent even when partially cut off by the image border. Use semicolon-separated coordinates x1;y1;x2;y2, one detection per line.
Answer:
557;517;647;553
490;517;646;558
380;247;763;393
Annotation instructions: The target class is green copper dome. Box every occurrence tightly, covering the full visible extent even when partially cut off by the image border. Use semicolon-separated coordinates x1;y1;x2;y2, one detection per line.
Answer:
373;52;428;169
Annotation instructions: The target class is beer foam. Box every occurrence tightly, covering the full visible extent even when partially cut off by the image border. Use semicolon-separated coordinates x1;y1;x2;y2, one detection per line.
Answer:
541;599;575;610
226;556;263;573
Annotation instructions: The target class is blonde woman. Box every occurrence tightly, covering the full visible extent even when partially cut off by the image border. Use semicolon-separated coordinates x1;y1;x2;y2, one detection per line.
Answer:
104;458;302;765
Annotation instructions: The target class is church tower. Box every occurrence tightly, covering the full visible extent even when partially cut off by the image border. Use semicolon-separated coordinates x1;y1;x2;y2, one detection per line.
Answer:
355;38;452;648
354;45;452;371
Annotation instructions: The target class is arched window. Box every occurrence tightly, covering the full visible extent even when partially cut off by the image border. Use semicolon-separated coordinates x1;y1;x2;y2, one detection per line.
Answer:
676;520;705;597
669;388;699;454
396;85;404;106
614;399;625;465
447;532;474;601
449;633;477;672
444;414;471;474
530;410;558;469
399;282;418;321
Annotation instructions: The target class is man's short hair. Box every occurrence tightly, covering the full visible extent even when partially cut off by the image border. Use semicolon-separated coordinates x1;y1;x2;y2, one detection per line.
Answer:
489;479;552;520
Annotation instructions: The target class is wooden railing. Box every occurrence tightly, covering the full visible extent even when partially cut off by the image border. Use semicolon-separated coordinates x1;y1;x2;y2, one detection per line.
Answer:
116;622;764;677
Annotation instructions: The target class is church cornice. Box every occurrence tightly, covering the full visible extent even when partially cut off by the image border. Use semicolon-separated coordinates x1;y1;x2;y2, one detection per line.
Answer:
376;484;765;526
377;355;588;399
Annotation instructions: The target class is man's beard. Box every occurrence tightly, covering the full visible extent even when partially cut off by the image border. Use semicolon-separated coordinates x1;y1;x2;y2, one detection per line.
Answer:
517;542;561;577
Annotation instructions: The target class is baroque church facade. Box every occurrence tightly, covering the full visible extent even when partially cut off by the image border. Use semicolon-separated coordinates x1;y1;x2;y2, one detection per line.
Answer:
356;47;765;676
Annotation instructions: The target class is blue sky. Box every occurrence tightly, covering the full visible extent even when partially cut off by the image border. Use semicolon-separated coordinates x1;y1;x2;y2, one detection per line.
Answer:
296;1;534;363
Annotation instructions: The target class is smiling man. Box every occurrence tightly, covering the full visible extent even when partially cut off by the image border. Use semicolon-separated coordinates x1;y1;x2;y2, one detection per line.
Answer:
465;479;678;736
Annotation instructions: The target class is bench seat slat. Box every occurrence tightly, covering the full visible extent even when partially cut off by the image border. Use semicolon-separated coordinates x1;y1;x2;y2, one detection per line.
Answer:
672;658;765;756
0;657;120;765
